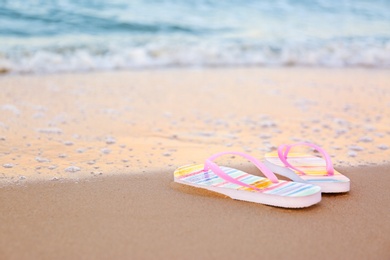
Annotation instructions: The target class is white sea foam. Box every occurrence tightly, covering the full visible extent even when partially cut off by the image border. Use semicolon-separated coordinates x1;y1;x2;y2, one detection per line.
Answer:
1;39;389;74
65;166;81;173
1;0;390;74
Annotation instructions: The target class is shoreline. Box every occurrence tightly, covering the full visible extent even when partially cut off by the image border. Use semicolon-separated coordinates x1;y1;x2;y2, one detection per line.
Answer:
1;65;390;78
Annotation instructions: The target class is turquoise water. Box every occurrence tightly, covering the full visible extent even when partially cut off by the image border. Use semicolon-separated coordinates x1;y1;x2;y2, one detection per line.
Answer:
1;0;390;73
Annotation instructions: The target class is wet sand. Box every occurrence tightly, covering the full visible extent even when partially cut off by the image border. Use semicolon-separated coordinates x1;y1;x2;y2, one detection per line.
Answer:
0;67;390;259
0;67;389;184
1;165;389;260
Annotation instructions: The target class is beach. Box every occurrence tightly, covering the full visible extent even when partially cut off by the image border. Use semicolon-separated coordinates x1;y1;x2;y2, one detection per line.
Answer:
0;67;390;259
1;165;389;260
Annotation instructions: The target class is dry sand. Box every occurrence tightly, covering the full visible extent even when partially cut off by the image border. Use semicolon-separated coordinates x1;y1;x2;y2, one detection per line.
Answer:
0;67;390;259
1;165;389;260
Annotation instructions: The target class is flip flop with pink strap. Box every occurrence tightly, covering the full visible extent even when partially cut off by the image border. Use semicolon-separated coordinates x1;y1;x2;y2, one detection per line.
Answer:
263;143;350;193
174;151;321;208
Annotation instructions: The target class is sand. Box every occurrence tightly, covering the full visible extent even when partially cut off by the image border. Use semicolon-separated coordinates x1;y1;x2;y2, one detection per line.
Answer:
0;67;390;259
1;165;390;260
0;67;389;184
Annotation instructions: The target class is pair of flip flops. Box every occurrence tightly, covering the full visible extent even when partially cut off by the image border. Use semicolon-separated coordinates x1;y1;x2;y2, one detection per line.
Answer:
173;142;350;208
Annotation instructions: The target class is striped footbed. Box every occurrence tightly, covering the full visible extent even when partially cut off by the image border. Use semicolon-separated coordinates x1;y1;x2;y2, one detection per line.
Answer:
264;152;349;183
174;164;320;197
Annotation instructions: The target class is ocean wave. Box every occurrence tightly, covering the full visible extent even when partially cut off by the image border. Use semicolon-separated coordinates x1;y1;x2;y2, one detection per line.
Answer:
1;39;389;74
1;0;390;73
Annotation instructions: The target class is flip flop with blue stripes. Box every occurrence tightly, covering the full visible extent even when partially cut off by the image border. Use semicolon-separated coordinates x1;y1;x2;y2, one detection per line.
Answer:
264;142;350;193
174;151;321;208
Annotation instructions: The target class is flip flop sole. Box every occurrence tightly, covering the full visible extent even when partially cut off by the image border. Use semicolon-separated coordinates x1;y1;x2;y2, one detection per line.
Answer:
175;178;321;208
174;164;322;208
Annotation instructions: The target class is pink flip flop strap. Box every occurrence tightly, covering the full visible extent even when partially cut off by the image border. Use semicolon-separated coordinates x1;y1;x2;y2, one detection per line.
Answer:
277;142;334;176
204;151;279;192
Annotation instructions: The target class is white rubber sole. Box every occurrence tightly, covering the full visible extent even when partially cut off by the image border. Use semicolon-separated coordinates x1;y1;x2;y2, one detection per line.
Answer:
263;161;350;193
174;178;321;208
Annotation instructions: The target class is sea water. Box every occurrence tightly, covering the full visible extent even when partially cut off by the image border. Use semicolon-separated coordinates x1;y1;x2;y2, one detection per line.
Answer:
0;0;389;73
